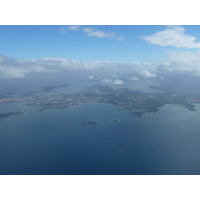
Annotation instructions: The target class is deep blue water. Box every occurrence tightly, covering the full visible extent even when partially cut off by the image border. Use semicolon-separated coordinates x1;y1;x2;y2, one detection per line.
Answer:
1;101;200;175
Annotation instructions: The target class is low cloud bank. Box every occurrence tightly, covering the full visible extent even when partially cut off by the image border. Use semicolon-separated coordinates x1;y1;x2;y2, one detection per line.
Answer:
101;78;124;85
113;79;124;85
2;51;200;78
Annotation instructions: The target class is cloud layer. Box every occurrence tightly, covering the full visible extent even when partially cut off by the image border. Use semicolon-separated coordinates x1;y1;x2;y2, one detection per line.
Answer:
160;50;200;75
2;50;200;78
142;26;200;49
0;55;157;78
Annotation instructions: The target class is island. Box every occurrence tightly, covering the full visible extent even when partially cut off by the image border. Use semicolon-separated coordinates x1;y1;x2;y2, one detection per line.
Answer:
0;110;26;118
81;121;98;125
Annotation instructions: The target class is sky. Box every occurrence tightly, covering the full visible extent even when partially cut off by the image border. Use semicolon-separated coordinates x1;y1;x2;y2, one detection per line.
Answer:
2;25;199;62
0;25;166;62
2;25;200;82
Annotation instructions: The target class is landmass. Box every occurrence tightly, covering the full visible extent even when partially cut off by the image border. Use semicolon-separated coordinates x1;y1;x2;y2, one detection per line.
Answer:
24;91;42;95
41;84;70;92
132;111;145;117
0;110;26;118
0;84;200;116
148;85;166;91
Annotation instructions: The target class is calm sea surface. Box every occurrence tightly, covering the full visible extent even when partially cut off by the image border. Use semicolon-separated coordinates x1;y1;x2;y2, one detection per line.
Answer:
1;100;200;175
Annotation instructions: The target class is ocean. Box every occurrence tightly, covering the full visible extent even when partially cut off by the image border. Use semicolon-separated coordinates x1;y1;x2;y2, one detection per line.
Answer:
1;99;200;175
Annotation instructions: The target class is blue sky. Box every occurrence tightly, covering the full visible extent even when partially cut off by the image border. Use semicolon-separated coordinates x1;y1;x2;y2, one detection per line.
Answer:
2;25;200;80
0;25;193;62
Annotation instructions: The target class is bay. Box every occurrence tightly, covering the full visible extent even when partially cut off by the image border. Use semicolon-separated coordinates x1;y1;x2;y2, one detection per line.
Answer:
1;101;200;175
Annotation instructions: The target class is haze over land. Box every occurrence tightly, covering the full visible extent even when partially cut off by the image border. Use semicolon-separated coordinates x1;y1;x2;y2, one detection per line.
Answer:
2;26;200;175
2;25;200;121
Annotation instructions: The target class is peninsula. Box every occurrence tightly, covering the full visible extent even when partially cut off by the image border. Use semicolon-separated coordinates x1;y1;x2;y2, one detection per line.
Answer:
0;84;200;116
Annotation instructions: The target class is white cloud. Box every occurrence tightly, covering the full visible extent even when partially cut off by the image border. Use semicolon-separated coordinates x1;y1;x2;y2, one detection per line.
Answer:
113;79;124;85
59;27;68;34
59;27;64;31
0;55;160;78
68;25;81;31
0;54;162;79
0;55;56;78
59;26;80;34
83;27;124;41
112;74;118;78
128;76;139;81
88;75;94;79
116;35;125;41
4;52;200;79
142;26;200;49
82;27;93;34
101;79;113;83
159;50;200;75
101;78;125;85
0;67;26;78
138;70;156;78
83;27;116;39
59;26;124;41
17;54;200;81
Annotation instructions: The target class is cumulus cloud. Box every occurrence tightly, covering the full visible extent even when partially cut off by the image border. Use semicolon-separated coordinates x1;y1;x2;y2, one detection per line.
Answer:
159;50;200;75
0;55;26;78
83;27;124;41
0;55;56;78
142;26;200;49
88;75;94;79
0;68;26;78
68;25;81;31
0;55;159;79
128;76;139;81
59;26;80;34
83;27;116;39
101;78;125;85
138;70;156;78
113;79;124;85
101;79;113;83
59;27;68;34
0;55;160;78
